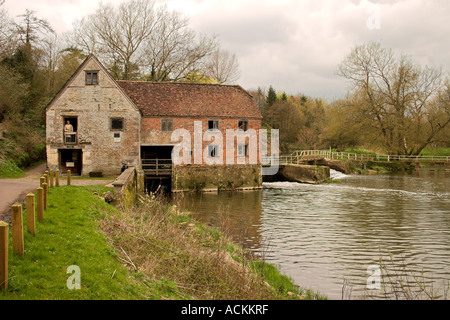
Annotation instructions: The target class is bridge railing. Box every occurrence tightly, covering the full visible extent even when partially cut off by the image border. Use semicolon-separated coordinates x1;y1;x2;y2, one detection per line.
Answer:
291;150;450;162
141;159;172;175
262;150;449;165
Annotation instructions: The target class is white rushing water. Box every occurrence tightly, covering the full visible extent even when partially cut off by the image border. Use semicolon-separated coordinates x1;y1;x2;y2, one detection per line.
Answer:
329;168;349;180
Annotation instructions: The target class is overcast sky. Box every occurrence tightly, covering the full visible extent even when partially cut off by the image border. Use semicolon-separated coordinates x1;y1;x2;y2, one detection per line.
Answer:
2;0;449;100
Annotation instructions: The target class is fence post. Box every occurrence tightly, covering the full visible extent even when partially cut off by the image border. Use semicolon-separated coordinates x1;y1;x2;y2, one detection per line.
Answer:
55;169;60;187
37;187;44;222
40;176;45;188
50;170;54;188
0;221;8;291
67;170;71;186
43;182;48;211
26;193;36;235
45;171;49;185
11;203;24;256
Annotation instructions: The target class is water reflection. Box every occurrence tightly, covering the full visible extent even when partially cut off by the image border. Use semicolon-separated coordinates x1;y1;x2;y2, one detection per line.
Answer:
173;190;265;251
174;169;450;299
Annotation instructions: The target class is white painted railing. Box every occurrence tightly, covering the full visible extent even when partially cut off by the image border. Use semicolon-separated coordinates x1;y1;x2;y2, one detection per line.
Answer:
262;150;449;165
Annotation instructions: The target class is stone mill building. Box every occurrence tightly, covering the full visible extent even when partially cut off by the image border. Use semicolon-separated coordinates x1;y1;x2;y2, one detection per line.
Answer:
45;55;263;192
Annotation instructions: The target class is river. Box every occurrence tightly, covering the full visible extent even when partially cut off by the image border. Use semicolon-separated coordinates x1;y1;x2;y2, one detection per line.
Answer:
173;168;450;299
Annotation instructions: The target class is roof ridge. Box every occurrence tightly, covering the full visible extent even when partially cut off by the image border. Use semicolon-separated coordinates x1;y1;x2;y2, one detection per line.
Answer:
117;80;242;88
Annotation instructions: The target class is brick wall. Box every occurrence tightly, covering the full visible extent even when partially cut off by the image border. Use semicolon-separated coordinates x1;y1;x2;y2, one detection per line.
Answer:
141;117;262;165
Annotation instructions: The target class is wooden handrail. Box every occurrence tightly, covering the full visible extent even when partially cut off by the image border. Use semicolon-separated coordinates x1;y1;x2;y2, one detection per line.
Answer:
262;150;449;165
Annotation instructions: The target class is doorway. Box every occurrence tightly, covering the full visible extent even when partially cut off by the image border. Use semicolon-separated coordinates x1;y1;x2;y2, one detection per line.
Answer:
141;145;173;194
59;149;82;175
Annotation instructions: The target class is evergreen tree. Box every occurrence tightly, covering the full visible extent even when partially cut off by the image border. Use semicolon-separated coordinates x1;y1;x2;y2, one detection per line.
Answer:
266;85;277;107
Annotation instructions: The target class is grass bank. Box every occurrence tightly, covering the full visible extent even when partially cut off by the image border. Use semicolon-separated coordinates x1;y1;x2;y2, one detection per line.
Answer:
0;159;25;178
0;120;46;177
0;185;325;300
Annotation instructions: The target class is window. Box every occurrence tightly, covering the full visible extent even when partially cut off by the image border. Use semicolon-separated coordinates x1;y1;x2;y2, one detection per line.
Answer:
208;120;219;131
161;119;173;132
85;71;99;85
63;117;77;144
238;144;249;157
238;120;248;131
114;132;121;142
111;118;124;130
208;145;218;158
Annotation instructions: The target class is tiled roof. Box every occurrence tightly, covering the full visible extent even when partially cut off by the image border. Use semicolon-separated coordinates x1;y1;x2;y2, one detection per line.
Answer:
117;81;262;119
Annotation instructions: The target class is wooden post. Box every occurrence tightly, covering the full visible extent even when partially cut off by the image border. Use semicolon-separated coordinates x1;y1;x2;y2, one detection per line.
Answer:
0;221;8;291
67;170;71;186
37;187;44;222
50;170;54;188
55;169;60;187
43;182;48;211
26;193;36;235
40;176;45;188
45;171;49;185
11;203;24;256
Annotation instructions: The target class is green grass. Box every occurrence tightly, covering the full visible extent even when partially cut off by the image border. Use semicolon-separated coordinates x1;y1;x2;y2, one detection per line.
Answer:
1;185;323;300
0;159;25;178
1;185;149;299
419;147;450;157
341;147;378;156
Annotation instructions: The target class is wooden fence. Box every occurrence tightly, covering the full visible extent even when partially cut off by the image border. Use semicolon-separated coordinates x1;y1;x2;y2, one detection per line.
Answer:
263;150;450;166
0;169;71;291
141;159;172;176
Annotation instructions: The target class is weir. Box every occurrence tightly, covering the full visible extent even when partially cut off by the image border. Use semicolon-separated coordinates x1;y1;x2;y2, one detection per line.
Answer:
263;164;330;184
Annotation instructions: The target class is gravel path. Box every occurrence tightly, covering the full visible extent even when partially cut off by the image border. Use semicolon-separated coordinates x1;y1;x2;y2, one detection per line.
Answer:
0;163;115;224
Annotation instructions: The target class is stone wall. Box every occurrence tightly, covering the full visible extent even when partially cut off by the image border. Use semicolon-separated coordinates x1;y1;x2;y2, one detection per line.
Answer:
46;56;141;176
172;164;262;192
112;167;144;209
278;164;330;184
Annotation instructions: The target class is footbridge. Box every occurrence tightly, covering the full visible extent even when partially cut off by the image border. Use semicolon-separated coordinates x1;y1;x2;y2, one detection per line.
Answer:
267;150;450;165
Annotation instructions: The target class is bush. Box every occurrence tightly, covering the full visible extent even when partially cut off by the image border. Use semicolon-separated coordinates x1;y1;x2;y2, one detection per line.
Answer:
0;159;24;178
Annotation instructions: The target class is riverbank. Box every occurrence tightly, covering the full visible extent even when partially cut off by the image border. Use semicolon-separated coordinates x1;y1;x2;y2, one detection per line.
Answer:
0;185;326;300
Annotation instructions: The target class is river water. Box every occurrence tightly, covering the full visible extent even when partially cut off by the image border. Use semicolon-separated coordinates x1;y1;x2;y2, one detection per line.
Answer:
174;168;450;299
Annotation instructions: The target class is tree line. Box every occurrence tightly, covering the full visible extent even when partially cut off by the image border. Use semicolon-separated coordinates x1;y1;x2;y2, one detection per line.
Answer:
254;42;449;155
0;0;241;126
1;0;449;160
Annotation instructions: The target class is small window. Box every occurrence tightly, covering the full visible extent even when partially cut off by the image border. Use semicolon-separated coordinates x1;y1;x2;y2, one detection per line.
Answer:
208;145;218;158
85;71;99;85
114;132;121;142
63;117;78;144
161;119;173;132
238;144;249;157
111;118;124;131
238;120;248;131
208;120;219;131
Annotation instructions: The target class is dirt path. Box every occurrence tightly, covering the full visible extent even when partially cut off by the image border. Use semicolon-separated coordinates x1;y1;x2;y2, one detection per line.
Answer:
0;163;115;224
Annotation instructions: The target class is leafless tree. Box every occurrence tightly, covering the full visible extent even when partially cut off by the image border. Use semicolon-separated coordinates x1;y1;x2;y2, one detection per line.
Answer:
0;2;18;58
337;41;448;155
74;0;159;80
142;6;217;81
205;49;241;84
73;0;218;82
14;9;55;46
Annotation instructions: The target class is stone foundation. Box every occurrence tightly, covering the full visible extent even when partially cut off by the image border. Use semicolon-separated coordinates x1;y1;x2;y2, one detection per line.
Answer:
172;164;262;192
278;164;330;184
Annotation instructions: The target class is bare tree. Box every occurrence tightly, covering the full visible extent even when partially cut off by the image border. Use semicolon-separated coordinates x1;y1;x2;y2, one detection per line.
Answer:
74;0;159;80
14;9;54;46
142;6;217;82
337;41;448;155
0;2;19;58
73;0;217;82
205;49;241;84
